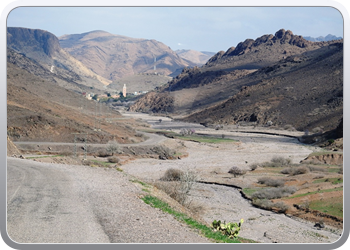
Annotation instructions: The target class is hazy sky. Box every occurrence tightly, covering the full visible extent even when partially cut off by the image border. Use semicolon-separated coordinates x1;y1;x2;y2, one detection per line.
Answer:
7;6;343;52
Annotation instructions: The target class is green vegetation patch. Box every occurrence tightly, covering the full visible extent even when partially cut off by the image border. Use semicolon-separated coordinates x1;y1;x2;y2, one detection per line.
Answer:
287;187;343;199
141;195;254;243
26;154;65;159
309;196;343;218
313;177;343;185
179;135;236;144
242;188;262;198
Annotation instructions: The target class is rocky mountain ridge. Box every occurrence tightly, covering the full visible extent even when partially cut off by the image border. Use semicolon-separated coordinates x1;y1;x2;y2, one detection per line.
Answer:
129;29;343;136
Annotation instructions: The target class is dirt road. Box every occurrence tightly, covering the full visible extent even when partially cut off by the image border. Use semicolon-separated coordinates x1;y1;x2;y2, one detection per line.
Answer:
6;157;210;243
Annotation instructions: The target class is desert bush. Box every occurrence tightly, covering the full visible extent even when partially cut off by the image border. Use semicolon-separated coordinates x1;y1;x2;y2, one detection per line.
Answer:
160;168;183;181
281;166;309;176
97;150;111;157
273;201;290;213
228;166;247;177
156;169;197;206
251;186;297;200
252;199;289;213
257;177;285;187
108;156;120;163
260;156;291;168
179;128;195;136
106;143;120;155
307;166;326;172
151;146;174;160
249;163;259;171
271;156;291;166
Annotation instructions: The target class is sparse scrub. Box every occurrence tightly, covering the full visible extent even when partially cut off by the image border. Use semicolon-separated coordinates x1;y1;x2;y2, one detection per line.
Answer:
260;156;291;168
281;166;309;176
106;144;120;155
108;156;120;163
257;177;285;187
249;163;259;171
97;150;111;157
251;186;297;199
252;199;289;213
271;156;291;166
157;169;197;206
307;166;326;172
160;168;183;181
228;166;247;177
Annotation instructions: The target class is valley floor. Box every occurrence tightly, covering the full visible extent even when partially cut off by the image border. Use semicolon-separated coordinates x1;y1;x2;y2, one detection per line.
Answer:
120;111;343;243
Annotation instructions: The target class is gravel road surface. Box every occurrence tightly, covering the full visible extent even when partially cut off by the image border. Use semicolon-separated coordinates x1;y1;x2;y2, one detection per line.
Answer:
7;157;211;243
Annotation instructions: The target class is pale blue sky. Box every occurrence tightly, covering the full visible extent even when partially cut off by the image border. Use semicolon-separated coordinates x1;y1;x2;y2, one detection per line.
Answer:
7;6;343;52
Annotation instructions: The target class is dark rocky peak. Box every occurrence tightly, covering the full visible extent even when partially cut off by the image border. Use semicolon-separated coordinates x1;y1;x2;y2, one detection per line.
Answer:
206;50;225;64
272;29;311;48
7;27;61;57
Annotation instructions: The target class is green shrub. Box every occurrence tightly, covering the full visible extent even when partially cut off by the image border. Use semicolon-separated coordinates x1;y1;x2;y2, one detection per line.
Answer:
211;219;244;238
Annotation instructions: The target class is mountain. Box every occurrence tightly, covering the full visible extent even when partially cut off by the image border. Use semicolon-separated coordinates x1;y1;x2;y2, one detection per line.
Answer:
129;29;343;134
7;52;142;144
175;49;215;66
7;27;111;92
59;30;193;81
304;34;343;42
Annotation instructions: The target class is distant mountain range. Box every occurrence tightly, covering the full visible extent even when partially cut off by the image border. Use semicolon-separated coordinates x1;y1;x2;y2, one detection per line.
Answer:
175;49;215;66
303;34;342;42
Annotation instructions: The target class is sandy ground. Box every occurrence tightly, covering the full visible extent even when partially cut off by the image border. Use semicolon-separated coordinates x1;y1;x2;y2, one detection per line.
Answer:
121;112;342;243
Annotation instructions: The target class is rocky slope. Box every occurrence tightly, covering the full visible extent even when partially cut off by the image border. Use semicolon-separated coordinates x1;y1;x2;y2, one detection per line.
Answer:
129;29;343;137
7;59;141;144
59;30;193;81
7;27;111;91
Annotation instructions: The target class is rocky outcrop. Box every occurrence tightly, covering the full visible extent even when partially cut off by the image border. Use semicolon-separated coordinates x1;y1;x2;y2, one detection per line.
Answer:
7;27;61;59
7;27;112;89
301;153;343;165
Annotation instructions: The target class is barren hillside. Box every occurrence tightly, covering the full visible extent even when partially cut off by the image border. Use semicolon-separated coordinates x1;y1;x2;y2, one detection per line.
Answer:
7;60;143;144
7;27;111;91
59;30;193;81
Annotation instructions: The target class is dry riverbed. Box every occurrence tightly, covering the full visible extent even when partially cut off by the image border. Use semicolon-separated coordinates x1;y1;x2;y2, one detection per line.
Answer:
120;113;342;243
